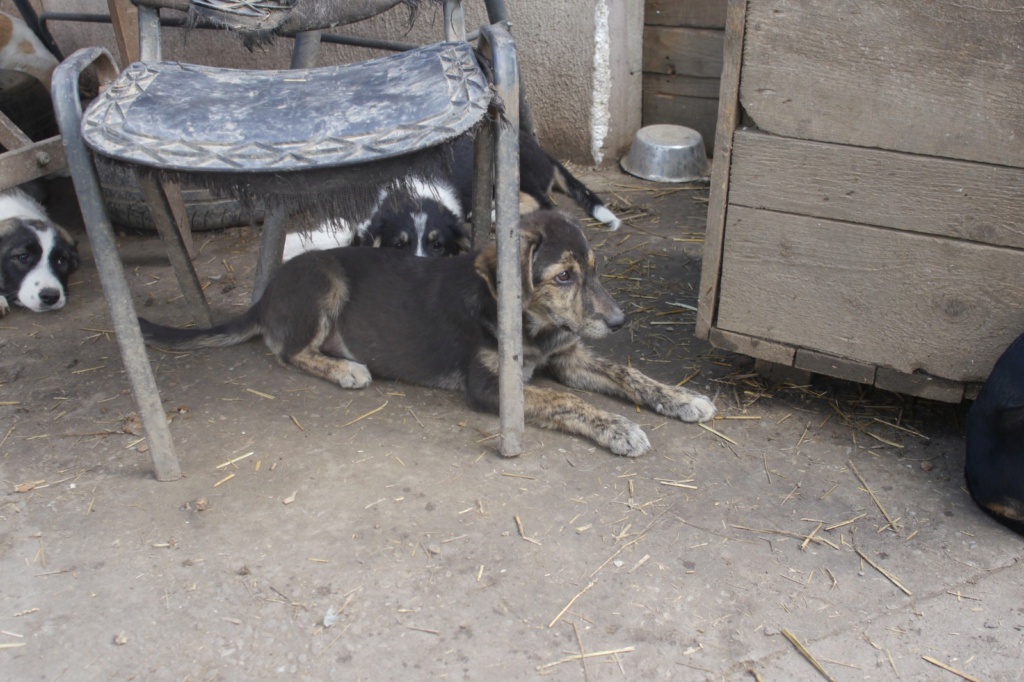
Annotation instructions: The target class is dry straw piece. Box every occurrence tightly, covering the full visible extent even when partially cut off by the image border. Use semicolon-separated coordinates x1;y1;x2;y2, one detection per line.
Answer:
781;629;835;682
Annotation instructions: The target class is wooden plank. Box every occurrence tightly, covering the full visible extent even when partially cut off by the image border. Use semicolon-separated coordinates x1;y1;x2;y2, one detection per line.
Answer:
0;136;67;188
696;0;746;339
708;327;795;365
645;0;727;29
107;0;140;67
739;0;1024;168
643;73;721;100
754;359;811;386
874;368;964;403
641;78;720;154
795;349;876;386
729;130;1024;250
716;206;1024;383
642;26;724;79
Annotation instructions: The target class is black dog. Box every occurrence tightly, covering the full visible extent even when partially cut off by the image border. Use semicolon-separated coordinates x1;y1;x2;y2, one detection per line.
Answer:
966;329;1024;535
142;211;715;457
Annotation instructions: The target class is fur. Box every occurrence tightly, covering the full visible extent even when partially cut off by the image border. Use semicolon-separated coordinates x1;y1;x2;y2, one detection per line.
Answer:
141;210;714;456
285;129;620;262
0;11;59;90
966;329;1024;536
0;189;80;316
450;129;622;231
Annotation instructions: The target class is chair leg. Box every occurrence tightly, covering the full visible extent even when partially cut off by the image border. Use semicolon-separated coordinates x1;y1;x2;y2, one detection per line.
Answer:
251;207;288;304
52;47;181;481
137;173;213;327
482;0;536;139
470;122;495;247
479;24;524;457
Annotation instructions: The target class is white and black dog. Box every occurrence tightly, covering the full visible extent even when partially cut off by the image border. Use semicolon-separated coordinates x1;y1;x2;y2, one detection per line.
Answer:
0;189;80;316
283;129;620;261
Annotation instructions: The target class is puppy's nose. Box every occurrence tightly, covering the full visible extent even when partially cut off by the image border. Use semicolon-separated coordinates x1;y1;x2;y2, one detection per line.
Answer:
606;308;626;332
39;289;62;306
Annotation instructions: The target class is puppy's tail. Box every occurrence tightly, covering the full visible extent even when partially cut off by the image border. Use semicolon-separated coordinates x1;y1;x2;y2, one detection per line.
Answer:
139;309;261;350
551;159;622;231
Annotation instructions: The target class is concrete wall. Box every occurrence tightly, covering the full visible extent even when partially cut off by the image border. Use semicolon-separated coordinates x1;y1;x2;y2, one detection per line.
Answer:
3;0;642;165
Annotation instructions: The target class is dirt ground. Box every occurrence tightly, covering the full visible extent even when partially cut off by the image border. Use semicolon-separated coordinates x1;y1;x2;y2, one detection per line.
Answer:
1;170;1021;682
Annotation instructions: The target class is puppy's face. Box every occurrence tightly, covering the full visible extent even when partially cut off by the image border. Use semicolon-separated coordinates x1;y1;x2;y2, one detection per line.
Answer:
477;211;625;338
362;199;471;258
0;217;80;313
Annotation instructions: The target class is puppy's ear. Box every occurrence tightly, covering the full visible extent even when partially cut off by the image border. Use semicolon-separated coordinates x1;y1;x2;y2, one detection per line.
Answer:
473;228;543;301
474;244;499;300
520;228;542;296
453;223;472;254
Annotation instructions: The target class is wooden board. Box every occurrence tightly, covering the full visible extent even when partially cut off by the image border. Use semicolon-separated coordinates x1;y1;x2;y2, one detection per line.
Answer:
696;0;746;339
716;206;1024;383
641;75;720;153
708;328;795;365
645;0;727;28
739;0;1024;168
729;130;1024;250
642;26;724;79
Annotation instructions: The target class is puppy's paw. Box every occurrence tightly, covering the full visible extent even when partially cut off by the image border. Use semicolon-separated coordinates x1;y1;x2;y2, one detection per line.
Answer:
657;389;717;423
601;417;650;457
338;362;372;389
0;296;9;317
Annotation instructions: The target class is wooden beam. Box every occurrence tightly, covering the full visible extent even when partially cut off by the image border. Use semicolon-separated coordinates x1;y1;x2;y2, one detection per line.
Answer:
695;0;746;339
107;0;140;67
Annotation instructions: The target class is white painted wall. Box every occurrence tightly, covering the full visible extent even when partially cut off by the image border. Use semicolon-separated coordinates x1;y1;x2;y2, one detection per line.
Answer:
5;0;642;165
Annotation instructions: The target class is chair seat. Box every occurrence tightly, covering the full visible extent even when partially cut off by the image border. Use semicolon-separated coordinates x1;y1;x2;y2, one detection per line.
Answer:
81;41;490;172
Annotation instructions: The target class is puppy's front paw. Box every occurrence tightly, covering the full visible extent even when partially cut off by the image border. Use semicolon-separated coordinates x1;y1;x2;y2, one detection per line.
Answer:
338;362;372;389
657;389;717;423
0;295;9;317
601;416;650;457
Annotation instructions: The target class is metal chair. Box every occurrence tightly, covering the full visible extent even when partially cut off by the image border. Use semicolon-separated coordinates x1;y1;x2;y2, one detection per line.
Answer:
51;0;524;480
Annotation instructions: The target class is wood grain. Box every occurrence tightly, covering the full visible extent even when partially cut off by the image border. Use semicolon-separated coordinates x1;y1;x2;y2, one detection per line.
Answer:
716;206;1024;382
642;26;724;78
729;130;1024;250
645;0;727;29
739;0;1024;168
696;0;746;338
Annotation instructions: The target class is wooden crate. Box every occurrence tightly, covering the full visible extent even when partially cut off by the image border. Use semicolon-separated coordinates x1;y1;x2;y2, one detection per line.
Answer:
697;0;1024;402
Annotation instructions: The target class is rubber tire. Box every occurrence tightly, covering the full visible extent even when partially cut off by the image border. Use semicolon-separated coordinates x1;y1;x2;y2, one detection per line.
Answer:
95;163;260;232
0;69;58;143
0;69;253;231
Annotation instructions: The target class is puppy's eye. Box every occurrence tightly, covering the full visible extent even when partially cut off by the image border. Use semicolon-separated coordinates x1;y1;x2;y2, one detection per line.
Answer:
15;252;32;264
555;270;572;284
431;241;445;252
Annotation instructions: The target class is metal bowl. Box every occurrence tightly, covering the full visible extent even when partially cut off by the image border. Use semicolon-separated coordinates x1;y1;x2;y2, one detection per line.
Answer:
620;124;709;183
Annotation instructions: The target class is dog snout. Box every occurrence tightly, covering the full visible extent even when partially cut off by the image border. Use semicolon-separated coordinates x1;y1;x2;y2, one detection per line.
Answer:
605;306;626;332
39;288;62;307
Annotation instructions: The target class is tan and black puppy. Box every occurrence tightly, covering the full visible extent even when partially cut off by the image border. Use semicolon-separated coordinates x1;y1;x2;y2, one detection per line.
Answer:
140;210;715;456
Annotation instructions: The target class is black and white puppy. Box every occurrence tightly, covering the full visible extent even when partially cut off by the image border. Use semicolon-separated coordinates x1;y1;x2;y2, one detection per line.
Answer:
284;129;620;261
282;178;469;262
0;189;80;316
360;177;470;257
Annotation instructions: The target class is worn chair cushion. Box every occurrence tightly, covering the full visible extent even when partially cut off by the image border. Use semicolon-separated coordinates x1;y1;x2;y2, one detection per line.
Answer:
81;41;490;173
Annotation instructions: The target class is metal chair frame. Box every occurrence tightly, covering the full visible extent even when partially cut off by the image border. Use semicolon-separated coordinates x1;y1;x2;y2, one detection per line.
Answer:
52;0;524;480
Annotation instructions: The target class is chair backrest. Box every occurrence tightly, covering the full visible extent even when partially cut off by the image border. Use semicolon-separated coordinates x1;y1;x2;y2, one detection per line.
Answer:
132;0;465;64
